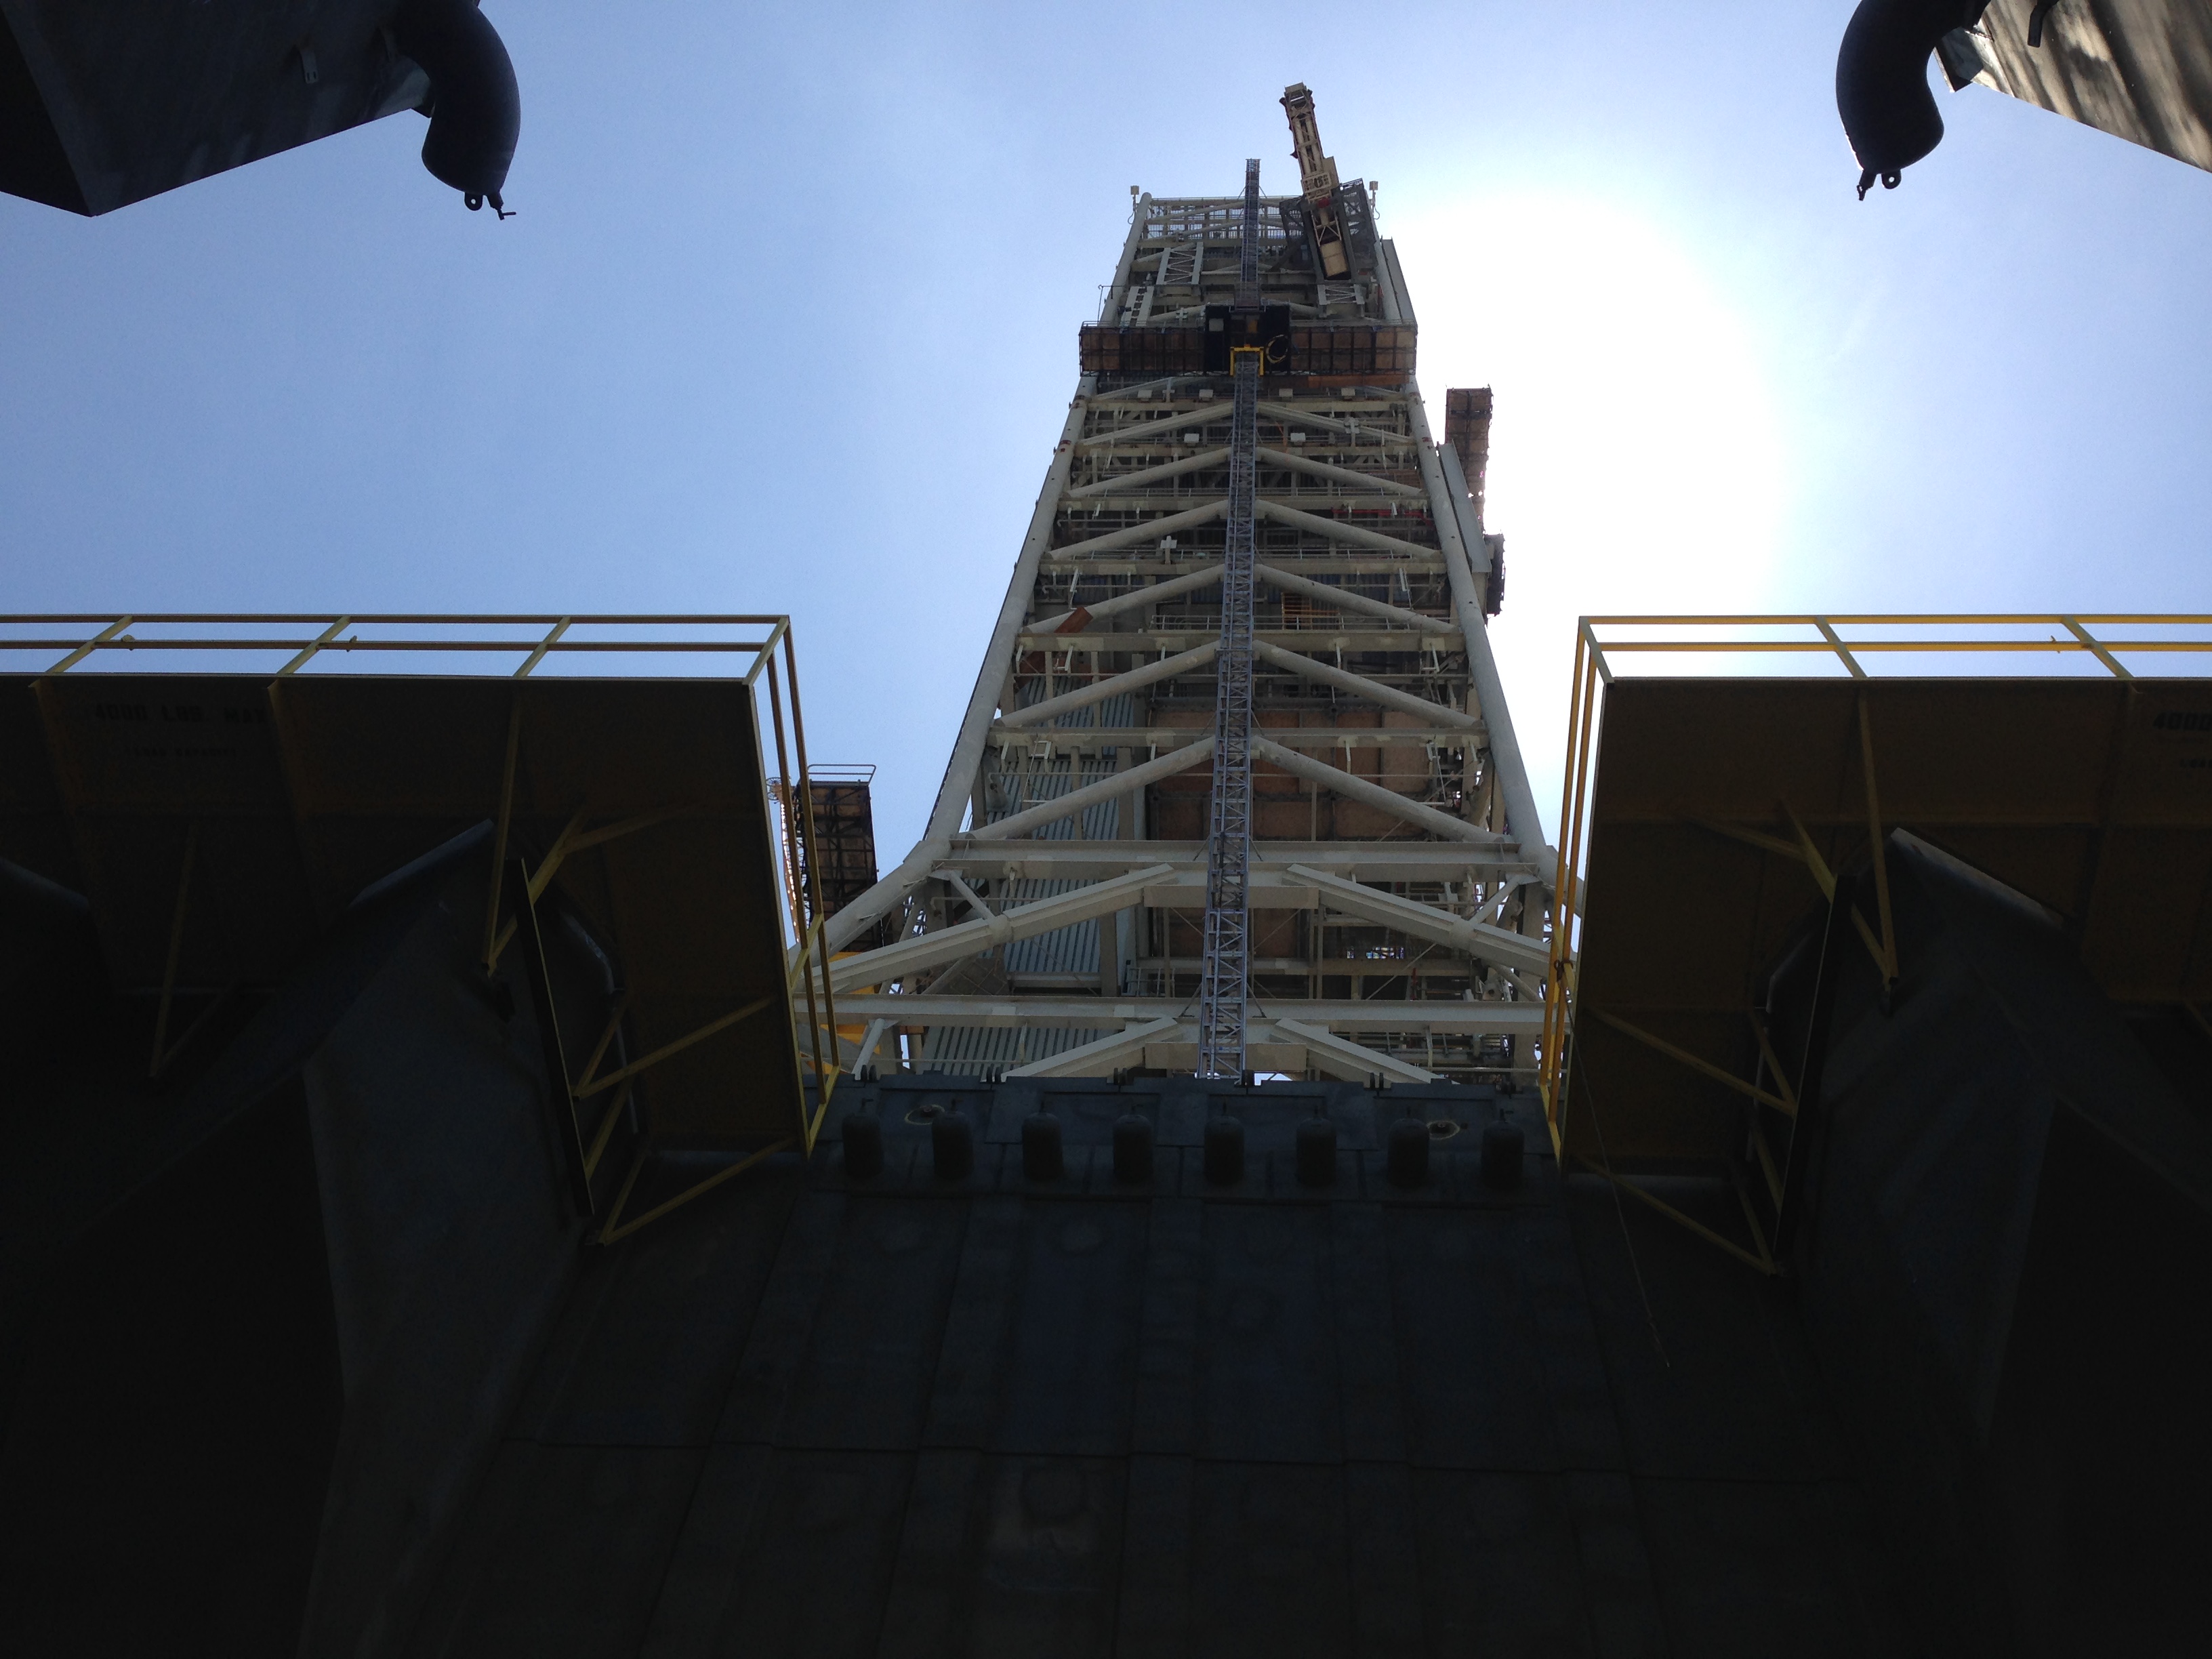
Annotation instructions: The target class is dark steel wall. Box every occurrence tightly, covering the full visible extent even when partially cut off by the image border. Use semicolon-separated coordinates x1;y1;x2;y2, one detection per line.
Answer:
1784;834;2212;1653
0;825;592;1657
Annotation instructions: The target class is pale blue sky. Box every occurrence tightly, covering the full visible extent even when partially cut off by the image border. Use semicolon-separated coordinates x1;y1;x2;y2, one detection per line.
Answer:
4;3;2207;849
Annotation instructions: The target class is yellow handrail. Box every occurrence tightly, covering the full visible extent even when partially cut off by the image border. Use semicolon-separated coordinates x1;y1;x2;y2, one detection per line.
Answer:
3;611;788;678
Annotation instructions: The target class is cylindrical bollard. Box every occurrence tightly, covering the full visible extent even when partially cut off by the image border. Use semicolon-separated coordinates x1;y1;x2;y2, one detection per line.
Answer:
1296;1115;1337;1187
1204;1115;1245;1185
1386;1118;1430;1189
1022;1111;1064;1181
1480;1121;1524;1190
933;1110;975;1181
841;1113;884;1181
1113;1112;1155;1183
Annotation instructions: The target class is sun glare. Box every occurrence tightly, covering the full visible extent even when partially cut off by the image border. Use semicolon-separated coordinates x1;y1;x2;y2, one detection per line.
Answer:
1395;195;1786;840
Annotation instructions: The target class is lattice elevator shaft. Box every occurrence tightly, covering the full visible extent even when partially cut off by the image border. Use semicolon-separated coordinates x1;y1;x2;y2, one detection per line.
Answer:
1195;160;1264;1078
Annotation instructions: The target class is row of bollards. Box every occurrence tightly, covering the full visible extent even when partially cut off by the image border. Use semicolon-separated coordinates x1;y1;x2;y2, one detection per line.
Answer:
1023;1110;1160;1184
840;1105;1525;1191
839;1108;1154;1183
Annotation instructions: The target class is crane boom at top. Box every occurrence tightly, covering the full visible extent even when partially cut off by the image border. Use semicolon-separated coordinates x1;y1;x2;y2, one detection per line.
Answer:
1280;82;1351;279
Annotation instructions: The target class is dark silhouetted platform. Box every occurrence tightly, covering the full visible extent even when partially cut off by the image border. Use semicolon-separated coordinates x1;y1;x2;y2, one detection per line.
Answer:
397;1076;1910;1658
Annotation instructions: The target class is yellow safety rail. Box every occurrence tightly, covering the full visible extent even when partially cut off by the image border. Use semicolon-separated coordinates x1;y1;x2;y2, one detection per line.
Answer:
1;612;850;1217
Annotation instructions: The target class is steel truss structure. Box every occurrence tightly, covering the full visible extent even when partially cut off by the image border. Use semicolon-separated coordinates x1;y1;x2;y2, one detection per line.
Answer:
825;107;1555;1084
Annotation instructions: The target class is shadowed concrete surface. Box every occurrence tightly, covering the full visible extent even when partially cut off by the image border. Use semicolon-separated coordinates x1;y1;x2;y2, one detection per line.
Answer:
6;824;2209;1655
397;1079;1909;1658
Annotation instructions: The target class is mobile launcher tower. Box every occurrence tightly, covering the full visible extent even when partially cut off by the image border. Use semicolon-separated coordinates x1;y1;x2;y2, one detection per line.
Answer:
825;87;1552;1087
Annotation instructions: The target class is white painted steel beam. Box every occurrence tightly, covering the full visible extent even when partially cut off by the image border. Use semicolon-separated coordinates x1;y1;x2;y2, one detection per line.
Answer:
933;842;1540;881
1255;403;1410;445
1248;737;1498;844
832;995;1545;1033
1258;845;1539;878
942;871;996;921
947;870;1314;916
1414;390;1553;878
1250;562;1459;635
1254;447;1425;494
1253;499;1437;561
1250;641;1481;728
1052;499;1227;558
1268;1017;1437;1083
1018;630;1447;653
830;863;1176;992
1004;1017;1182;1078
851;1018;894;1073
1086;379;1195;403
1255;493;1435;512
1073;405;1223;447
1046;555;1448;577
987;726;1480;751
998;642;1217;729
1031;562;1454;641
968;738;1213;841
1028;565;1223;634
999;1019;1437;1083
1284;863;1550;972
1099;199;1149;323
1067;449;1229;497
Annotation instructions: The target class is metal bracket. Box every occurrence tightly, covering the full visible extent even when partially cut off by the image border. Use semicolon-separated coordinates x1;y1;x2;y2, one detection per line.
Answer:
482;694;524;975
1568;1153;1774;1276
510;855;596;1217
148;822;199;1080
486;800;697;973
1593;1008;1795;1115
279;616;350;676
47;615;132;674
574;995;775;1103
1856;695;1900;999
